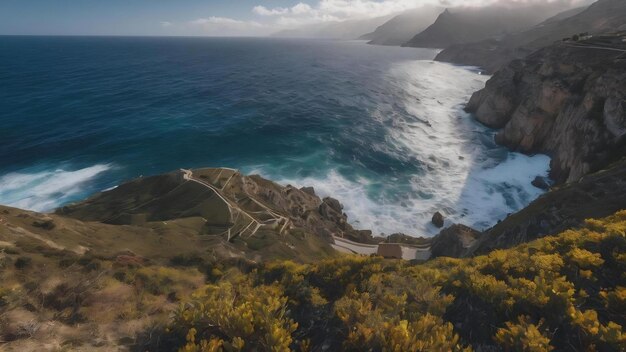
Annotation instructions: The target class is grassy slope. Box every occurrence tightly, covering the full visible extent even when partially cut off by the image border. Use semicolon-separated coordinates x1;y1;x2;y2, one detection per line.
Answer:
0;204;335;351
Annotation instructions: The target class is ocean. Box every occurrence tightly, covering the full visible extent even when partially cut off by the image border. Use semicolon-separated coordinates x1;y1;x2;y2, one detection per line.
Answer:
0;36;550;236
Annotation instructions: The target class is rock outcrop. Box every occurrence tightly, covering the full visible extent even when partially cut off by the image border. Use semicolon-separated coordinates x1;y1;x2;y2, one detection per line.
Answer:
531;176;553;190
466;42;626;183
431;211;445;228
430;224;482;258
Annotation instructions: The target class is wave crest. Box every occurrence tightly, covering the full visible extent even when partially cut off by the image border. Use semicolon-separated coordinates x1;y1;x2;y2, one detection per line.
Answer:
0;164;112;212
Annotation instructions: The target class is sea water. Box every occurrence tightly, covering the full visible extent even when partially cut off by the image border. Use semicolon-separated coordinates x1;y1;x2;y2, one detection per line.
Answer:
0;36;550;236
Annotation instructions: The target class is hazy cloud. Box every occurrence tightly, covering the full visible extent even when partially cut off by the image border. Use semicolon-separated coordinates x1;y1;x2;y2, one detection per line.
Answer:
255;0;590;24
253;6;289;16
291;3;314;15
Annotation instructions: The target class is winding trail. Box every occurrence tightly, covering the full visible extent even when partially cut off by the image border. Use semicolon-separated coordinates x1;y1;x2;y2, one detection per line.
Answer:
181;169;290;239
182;169;430;260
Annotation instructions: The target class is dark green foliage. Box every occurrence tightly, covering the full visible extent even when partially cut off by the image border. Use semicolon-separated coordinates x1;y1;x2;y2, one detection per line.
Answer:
14;256;32;269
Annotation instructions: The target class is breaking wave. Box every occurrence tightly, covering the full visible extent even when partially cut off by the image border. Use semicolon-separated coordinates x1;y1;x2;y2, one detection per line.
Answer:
0;164;112;212
268;60;550;236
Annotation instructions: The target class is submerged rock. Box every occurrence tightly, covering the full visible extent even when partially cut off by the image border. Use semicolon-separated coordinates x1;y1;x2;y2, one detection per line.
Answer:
531;176;553;190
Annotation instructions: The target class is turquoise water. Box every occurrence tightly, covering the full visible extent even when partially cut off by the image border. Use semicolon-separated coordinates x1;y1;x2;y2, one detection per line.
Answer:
0;36;550;236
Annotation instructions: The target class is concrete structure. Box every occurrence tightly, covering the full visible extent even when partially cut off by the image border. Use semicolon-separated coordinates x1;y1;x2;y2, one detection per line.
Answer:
332;235;431;260
377;243;403;258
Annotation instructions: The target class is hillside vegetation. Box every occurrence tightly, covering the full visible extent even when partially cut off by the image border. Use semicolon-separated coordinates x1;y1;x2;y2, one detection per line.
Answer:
158;211;626;351
0;173;624;350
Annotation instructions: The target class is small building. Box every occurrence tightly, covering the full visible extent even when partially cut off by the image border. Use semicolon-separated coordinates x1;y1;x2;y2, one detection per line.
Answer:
377;243;403;259
377;243;431;261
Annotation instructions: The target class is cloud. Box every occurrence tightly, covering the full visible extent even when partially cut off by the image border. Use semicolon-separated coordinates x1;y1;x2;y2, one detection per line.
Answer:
254;0;589;25
190;17;248;26
253;6;289;16
254;3;314;17
255;0;437;24
160;21;173;28
291;3;314;15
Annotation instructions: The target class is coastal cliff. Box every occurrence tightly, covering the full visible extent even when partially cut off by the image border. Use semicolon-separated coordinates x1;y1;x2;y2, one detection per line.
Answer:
435;0;626;73
465;41;626;183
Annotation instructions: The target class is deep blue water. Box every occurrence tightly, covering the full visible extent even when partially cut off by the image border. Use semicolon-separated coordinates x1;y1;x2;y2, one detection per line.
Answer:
0;36;549;236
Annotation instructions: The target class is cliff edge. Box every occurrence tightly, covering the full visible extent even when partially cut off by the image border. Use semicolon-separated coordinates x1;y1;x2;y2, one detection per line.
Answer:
465;40;626;184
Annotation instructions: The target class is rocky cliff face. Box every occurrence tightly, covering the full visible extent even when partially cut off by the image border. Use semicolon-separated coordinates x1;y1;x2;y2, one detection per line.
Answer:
466;42;626;183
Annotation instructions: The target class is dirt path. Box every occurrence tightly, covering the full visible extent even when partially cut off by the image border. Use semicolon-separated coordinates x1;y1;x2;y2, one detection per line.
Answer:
181;169;290;238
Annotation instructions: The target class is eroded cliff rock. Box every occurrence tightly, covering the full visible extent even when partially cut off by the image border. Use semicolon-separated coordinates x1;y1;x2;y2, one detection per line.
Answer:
430;224;481;258
466;42;626;183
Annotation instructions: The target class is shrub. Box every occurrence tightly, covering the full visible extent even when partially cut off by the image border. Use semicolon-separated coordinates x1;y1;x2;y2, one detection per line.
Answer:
14;256;32;269
495;316;553;351
167;211;626;351
173;278;298;351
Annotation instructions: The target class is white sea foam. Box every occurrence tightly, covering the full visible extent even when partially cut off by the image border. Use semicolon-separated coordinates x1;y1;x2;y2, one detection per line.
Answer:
272;60;551;237
0;164;112;212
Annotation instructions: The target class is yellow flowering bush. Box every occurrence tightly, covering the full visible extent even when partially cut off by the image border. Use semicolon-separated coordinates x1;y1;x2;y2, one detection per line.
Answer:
495;316;553;351
173;277;297;352
167;211;626;351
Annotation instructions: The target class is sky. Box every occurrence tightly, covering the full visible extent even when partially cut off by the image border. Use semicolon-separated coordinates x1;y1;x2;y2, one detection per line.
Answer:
0;0;589;36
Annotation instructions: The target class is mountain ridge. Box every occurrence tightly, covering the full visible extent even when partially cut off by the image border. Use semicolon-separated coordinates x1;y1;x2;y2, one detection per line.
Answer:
358;6;443;46
403;3;582;49
435;0;626;72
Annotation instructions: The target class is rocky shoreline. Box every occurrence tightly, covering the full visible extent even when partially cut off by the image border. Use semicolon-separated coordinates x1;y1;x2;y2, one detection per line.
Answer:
431;34;626;256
